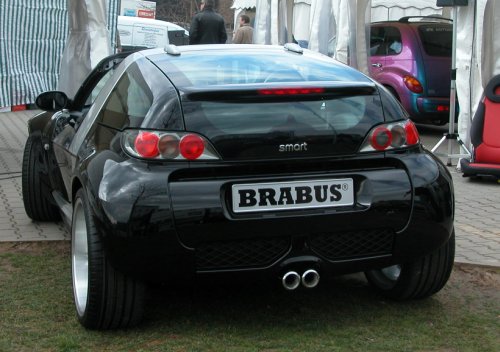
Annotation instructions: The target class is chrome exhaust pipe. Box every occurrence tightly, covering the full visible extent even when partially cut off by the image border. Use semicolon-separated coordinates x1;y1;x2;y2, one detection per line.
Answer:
282;271;301;290
301;269;320;288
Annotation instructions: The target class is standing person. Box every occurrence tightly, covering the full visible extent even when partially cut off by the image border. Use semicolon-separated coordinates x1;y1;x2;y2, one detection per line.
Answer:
189;0;227;45
232;15;253;44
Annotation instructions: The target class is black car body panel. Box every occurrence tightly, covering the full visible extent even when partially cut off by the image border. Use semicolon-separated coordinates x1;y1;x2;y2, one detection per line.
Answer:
28;45;454;285
86;148;452;283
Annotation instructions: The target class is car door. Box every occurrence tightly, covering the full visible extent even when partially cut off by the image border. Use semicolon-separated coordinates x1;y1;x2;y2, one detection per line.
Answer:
369;25;387;79
51;53;130;198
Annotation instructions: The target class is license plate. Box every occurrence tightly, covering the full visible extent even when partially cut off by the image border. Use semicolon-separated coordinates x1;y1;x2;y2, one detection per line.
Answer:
232;179;354;213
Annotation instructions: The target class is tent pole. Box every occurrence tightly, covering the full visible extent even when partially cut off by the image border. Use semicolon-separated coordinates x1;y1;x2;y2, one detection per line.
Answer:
447;5;459;165
431;5;471;165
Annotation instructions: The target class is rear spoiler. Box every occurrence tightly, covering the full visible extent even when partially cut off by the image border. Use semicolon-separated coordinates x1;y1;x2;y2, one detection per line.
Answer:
180;82;378;102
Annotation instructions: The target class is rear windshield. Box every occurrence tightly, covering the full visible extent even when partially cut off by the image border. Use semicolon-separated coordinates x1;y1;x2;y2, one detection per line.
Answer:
418;24;452;57
185;97;382;134
181;95;385;158
153;50;371;88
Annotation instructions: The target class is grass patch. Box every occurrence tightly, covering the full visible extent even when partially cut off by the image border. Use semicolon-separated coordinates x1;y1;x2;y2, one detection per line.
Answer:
0;242;499;352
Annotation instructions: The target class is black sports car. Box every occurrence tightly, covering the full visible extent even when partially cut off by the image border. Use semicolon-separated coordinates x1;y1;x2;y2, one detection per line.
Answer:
24;44;455;330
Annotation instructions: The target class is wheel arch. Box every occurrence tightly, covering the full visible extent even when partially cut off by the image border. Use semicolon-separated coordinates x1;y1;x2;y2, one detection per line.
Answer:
27;111;53;136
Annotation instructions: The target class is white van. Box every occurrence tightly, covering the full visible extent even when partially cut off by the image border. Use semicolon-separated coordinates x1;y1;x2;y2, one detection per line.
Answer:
117;16;189;51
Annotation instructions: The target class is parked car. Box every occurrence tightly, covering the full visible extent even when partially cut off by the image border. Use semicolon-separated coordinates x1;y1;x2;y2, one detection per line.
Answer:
117;15;189;52
24;44;455;330
369;17;453;125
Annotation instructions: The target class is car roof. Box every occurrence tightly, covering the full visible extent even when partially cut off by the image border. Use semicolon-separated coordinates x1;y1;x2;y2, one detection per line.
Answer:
371;17;452;27
143;44;308;55
142;44;352;67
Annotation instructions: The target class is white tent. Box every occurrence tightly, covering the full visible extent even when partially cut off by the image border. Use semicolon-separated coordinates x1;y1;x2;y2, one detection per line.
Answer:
252;0;500;154
371;0;445;21
58;0;113;99
254;0;444;72
231;0;258;32
455;0;499;148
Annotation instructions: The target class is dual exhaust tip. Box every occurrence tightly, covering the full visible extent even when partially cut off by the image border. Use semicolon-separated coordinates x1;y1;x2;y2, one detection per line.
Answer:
282;269;320;290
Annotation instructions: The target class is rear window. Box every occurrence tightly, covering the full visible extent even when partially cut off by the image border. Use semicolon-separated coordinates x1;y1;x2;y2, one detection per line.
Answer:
186;97;382;134
418;24;452;57
154;51;371;88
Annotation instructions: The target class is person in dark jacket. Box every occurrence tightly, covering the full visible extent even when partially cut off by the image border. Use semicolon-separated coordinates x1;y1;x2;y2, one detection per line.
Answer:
189;0;227;44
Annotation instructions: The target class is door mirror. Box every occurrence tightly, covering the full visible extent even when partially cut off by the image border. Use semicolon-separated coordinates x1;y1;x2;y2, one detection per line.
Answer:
35;91;70;111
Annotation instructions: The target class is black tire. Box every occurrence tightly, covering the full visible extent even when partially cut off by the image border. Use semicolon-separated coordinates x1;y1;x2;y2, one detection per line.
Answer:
72;188;145;329
365;230;455;300
22;135;60;221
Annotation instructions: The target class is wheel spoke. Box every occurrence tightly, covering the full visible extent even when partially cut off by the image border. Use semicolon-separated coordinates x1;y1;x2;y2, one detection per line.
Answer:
72;199;89;317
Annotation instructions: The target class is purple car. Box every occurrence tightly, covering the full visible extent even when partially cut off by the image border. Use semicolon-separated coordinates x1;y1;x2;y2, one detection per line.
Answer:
369;17;453;125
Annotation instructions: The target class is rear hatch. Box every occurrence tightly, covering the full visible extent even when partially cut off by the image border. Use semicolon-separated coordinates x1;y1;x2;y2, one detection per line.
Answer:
415;23;452;97
180;82;383;160
150;49;413;265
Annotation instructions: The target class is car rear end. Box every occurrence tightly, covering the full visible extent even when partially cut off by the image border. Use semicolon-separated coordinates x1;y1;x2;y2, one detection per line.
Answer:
411;22;453;124
100;46;454;284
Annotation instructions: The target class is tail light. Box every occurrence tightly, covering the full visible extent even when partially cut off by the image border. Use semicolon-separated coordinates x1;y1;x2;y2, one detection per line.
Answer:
403;76;423;94
122;130;220;160
258;87;325;95
134;131;160;158
179;134;205;160
360;120;420;152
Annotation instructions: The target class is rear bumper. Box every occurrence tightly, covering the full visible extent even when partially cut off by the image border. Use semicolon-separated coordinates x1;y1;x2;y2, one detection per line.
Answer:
95;151;454;283
407;96;455;123
398;93;454;123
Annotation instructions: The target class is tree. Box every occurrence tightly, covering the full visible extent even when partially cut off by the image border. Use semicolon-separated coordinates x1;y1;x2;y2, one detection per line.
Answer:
155;0;234;30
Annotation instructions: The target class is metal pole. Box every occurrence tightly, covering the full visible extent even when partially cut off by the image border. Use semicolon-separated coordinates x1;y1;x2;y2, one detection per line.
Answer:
447;6;458;166
431;5;470;164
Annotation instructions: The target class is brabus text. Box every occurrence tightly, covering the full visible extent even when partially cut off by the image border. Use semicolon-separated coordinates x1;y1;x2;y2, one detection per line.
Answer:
238;185;342;207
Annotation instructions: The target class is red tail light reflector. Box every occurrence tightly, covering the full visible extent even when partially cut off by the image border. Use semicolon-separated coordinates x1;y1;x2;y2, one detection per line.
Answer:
404;120;419;145
360;120;420;152
134;132;159;158
437;105;449;112
403;76;423;94
180;134;205;160
258;87;325;96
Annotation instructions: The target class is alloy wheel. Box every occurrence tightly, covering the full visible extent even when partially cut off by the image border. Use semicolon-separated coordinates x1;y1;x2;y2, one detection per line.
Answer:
72;197;89;317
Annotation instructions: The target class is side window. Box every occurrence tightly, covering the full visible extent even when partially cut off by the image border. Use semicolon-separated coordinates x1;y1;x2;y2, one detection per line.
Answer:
91;62;153;151
96;63;153;130
370;27;386;56
88;70;113;105
370;26;402;56
384;27;402;55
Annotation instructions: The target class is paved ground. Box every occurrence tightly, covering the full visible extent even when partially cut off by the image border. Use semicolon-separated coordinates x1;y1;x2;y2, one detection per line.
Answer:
0;110;498;266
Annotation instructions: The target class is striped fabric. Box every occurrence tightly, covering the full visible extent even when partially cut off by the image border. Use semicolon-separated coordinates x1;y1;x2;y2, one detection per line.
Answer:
0;0;120;108
0;0;67;108
107;0;120;53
